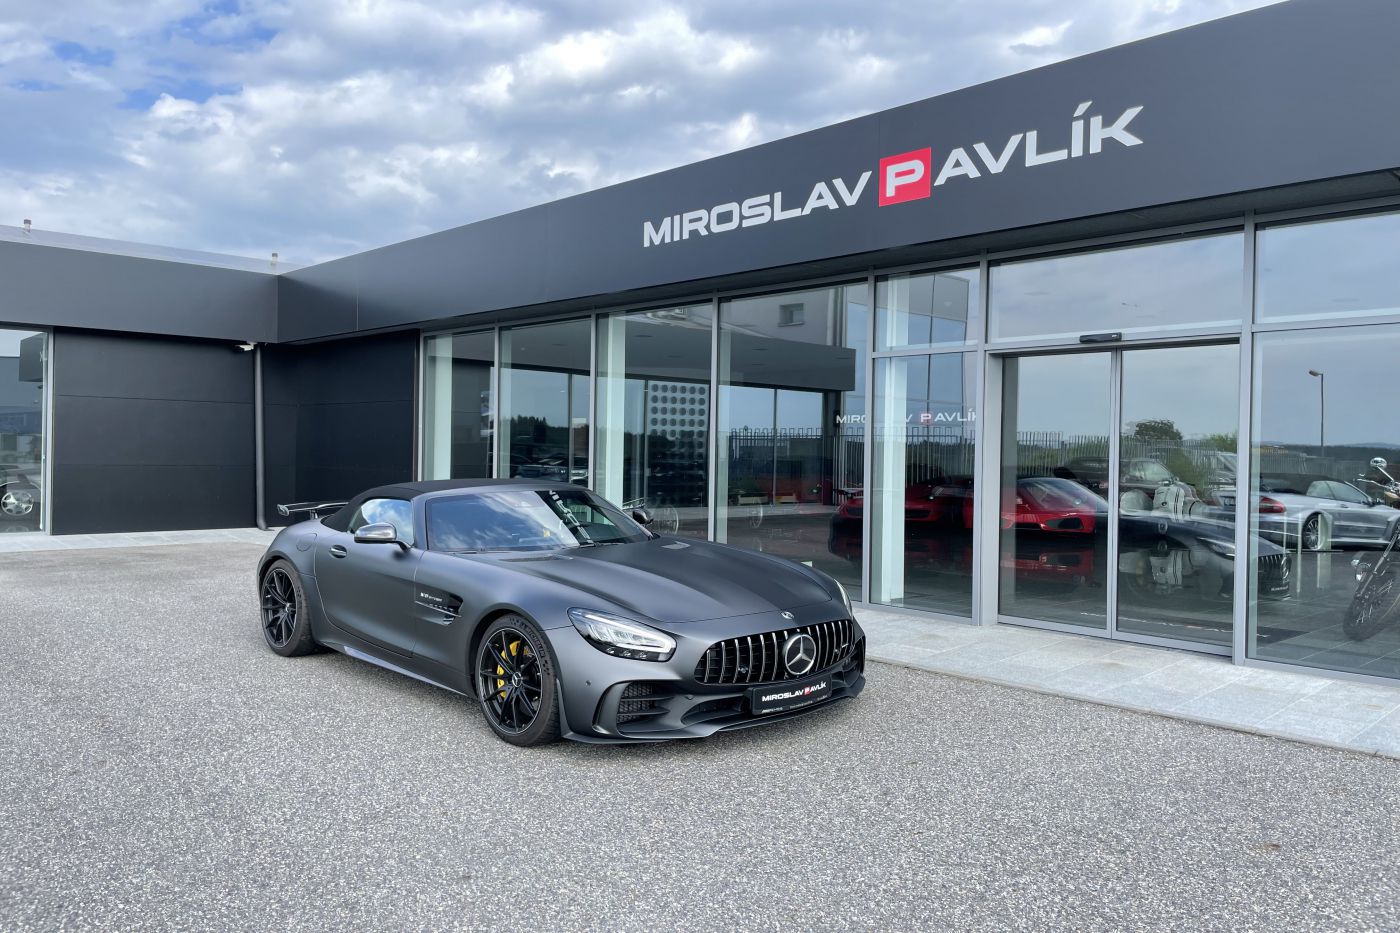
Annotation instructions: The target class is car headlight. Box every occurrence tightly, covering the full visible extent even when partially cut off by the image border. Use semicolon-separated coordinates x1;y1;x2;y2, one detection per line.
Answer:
1204;538;1236;559
835;580;854;616
568;609;676;662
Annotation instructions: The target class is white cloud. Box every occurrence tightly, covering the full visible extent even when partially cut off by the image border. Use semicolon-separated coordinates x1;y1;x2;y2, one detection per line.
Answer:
0;0;1284;263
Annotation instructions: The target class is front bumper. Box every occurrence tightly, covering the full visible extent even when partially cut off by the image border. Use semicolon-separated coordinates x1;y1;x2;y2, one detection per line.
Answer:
544;607;867;744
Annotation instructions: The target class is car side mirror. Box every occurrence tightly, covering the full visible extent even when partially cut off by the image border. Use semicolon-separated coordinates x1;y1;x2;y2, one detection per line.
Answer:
630;508;653;526
354;522;408;550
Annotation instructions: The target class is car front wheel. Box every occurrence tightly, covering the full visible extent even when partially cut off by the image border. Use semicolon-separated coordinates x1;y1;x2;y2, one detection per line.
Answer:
474;615;561;746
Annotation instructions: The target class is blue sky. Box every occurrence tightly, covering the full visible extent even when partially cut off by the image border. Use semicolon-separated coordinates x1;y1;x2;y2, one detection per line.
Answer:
0;0;1278;264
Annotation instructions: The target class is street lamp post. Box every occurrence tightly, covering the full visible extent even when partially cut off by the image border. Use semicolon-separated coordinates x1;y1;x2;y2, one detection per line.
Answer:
1308;369;1326;461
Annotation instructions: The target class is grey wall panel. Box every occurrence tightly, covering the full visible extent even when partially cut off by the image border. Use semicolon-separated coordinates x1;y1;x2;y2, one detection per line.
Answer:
51;330;256;534
277;0;1400;341
0;242;276;342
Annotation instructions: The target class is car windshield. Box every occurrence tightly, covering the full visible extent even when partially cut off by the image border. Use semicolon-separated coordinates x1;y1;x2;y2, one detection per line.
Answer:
1019;478;1107;510
427;487;649;552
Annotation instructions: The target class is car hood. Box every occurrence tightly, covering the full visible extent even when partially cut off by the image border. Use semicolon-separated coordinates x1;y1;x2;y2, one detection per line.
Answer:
460;537;836;624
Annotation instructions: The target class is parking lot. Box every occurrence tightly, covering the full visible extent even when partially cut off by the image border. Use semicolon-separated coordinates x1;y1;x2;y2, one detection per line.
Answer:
2;543;1399;931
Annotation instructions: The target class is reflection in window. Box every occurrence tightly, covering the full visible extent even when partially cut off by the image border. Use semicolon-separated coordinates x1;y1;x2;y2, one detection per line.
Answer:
1257;211;1400;322
998;353;1111;629
989;234;1243;341
1251;326;1400;680
717;283;867;600
869;353;977;616
423;331;494;479
596;305;712;538
876;267;979;350
0;329;46;533
501;319;591;487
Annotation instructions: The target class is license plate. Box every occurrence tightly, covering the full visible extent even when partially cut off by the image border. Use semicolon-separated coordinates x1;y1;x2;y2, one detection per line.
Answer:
749;676;833;715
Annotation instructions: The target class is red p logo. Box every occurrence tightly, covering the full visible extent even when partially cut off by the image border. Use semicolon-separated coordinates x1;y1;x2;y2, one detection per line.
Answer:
878;148;932;206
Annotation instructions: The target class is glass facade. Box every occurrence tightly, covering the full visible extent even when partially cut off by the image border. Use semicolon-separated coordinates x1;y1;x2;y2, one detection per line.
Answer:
500;319;591;485
989;233;1243;341
0;329;46;533
717;284;868;599
423;331;494;480
416;208;1400;685
595;305;712;538
871;353;977;616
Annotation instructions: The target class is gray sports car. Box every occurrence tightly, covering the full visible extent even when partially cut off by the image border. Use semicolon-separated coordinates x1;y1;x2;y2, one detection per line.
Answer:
257;479;866;746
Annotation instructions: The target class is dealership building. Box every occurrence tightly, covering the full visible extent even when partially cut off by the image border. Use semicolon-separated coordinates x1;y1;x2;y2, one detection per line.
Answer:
3;0;1400;684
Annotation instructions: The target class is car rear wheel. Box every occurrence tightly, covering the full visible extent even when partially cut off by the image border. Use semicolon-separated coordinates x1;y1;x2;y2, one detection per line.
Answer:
475;615;561;746
1301;514;1323;551
259;559;320;657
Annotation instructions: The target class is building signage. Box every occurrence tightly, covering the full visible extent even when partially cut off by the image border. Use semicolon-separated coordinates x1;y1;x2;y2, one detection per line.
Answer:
642;102;1144;248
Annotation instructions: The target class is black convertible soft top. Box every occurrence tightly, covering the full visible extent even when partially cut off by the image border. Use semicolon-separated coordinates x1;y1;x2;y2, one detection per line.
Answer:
320;478;572;532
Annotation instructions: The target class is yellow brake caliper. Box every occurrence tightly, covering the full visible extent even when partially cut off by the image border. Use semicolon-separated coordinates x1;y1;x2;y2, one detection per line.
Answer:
496;639;529;701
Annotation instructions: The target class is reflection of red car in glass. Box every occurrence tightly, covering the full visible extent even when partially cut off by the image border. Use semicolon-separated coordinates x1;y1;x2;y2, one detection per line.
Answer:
1002;477;1107;534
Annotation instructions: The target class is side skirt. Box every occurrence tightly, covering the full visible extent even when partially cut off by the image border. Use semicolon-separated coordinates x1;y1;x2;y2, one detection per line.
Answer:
338;644;470;697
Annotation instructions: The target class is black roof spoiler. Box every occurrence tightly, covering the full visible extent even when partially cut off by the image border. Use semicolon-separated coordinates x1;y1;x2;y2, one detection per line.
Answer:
276;500;348;519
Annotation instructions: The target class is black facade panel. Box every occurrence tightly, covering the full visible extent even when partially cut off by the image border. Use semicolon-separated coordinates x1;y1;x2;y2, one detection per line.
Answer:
50;331;256;534
0;241;277;342
53;397;253;467
276;0;1400;341
262;333;416;518
52;465;254;534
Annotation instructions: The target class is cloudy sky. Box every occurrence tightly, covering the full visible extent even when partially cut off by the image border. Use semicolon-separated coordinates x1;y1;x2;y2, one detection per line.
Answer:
0;0;1278;264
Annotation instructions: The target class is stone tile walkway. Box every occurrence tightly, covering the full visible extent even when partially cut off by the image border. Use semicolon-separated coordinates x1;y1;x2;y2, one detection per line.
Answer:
858;605;1400;760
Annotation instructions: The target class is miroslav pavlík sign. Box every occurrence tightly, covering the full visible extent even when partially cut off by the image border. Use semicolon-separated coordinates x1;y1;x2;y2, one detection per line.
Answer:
641;102;1144;248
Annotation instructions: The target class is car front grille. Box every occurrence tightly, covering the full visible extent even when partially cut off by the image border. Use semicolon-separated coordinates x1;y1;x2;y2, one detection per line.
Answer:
694;619;854;686
1260;552;1291;586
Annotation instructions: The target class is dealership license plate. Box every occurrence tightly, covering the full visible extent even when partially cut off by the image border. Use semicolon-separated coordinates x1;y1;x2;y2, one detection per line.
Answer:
749;676;833;715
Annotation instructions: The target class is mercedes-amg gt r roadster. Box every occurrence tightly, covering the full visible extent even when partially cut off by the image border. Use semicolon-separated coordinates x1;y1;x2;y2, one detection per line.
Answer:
257;480;866;745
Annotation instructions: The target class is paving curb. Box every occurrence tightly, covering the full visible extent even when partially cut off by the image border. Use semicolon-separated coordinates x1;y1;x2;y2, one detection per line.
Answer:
867;650;1400;763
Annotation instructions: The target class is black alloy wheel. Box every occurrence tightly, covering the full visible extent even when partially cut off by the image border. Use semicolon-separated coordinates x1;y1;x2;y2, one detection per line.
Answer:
1345;569;1400;642
259;559;319;656
475;615;560;746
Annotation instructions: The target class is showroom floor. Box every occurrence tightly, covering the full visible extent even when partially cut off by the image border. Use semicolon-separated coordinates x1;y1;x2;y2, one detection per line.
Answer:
1;541;1397;930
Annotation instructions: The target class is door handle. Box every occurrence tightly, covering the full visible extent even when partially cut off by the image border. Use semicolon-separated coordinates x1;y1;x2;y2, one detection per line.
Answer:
330;545;348;558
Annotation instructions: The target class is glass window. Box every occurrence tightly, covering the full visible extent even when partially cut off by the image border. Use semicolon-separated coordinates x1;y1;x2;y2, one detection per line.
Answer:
1250;326;1400;680
501;319;591;487
1258;211;1400;322
427;487;648;552
989;233;1244;341
424;331;494;479
876;267;979;350
870;352;977;616
998;353;1112;629
717;283;867;600
596;304;712;538
0;330;46;532
348;498;414;545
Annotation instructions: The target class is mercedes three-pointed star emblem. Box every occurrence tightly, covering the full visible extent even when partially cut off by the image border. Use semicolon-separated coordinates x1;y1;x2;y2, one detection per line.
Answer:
782;633;817;676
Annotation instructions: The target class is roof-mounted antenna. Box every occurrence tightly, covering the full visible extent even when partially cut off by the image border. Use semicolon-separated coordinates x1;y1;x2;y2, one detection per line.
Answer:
22;219;31;234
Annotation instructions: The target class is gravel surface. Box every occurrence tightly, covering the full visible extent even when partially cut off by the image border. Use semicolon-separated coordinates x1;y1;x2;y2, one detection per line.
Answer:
2;543;1398;932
